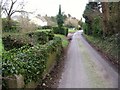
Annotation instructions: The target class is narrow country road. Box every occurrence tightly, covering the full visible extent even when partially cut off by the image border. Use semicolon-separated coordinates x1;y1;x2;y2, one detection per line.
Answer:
58;30;119;88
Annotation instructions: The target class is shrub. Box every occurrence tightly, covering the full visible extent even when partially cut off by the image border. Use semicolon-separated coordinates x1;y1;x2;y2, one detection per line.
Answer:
46;31;54;40
83;23;91;35
2;37;62;87
27;31;54;44
3;31;54;50
2;18;20;32
52;26;68;36
92;16;103;37
41;26;52;29
2;35;27;51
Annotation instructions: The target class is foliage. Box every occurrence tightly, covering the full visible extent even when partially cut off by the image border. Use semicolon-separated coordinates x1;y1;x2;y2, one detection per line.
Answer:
92;16;103;37
1;0;25;32
41;26;52;29
55;34;69;48
84;34;119;64
27;31;54;44
52;27;68;36
17;15;37;33
64;17;79;29
83;2;120;37
2;18;20;32
83;23;91;35
2;35;26;51
83;2;102;36
82;2;120;68
44;16;57;27
2;37;62;86
2;31;54;50
56;5;64;27
68;29;77;33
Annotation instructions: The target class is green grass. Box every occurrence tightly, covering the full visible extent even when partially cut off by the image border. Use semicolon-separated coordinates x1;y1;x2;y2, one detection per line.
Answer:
55;34;69;48
68;29;77;33
37;29;51;32
0;38;2;55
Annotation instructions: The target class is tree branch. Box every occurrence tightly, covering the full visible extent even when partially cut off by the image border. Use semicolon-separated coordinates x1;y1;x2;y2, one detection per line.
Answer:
8;0;17;16
10;10;26;16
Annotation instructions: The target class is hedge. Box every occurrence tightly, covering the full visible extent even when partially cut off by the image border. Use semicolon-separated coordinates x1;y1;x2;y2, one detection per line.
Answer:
3;31;54;50
52;27;68;36
2;37;62;88
26;31;54;44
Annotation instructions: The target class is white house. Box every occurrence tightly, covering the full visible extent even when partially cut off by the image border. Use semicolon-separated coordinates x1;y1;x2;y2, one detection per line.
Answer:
30;16;47;26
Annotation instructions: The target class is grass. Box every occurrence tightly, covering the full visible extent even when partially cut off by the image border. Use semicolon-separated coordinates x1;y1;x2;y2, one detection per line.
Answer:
68;29;77;33
55;34;69;48
83;34;119;63
37;29;51;32
0;38;2;53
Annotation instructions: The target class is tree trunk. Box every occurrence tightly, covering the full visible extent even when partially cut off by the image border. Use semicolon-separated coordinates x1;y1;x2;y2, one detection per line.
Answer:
101;2;109;37
7;16;12;32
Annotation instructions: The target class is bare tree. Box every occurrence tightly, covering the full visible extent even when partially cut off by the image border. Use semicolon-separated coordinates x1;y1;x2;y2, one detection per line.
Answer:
17;12;37;33
2;0;25;19
1;0;25;31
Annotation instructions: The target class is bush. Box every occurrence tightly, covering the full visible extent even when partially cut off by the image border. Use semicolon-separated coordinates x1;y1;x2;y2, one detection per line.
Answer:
41;26;52;29
83;23;91;35
52;26;68;36
2;31;54;50
2;37;62;87
92;16;103;37
46;31;54;40
2;35;27;51
27;31;54;44
2;18;20;32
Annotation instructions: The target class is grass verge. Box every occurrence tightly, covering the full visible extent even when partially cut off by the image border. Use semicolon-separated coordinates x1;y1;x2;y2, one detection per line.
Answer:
83;34;119;66
68;29;77;33
37;29;51;32
55;34;69;48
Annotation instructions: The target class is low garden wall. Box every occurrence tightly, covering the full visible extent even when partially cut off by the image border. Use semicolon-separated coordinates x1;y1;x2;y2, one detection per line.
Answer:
2;37;62;89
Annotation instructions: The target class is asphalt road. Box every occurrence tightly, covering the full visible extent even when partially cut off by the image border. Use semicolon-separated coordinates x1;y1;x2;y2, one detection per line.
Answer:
58;30;119;88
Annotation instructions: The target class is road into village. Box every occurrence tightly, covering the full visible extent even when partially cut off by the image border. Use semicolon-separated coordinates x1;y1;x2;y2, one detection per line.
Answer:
58;30;119;88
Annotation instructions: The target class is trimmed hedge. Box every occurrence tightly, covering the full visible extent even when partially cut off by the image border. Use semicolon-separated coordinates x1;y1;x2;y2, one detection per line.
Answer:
26;31;54;45
41;26;52;29
2;37;62;88
52;27;68;36
3;31;54;50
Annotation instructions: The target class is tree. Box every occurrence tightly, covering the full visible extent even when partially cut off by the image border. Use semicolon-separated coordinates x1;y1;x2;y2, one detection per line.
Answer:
56;5;64;27
17;12;36;33
0;1;2;38
78;18;83;27
83;2;101;35
1;0;25;31
68;14;71;17
64;17;79;28
101;2;109;36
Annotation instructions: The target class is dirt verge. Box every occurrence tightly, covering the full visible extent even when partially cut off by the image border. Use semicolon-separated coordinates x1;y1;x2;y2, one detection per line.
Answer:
36;46;69;89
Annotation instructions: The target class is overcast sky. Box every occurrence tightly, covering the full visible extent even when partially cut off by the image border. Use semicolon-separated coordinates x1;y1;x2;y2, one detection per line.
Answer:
24;0;89;20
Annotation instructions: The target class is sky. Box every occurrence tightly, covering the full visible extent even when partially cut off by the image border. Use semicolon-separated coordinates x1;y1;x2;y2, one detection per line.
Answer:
24;0;89;20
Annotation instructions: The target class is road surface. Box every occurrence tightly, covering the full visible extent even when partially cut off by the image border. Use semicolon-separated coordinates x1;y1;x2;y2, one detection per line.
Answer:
58;30;119;88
